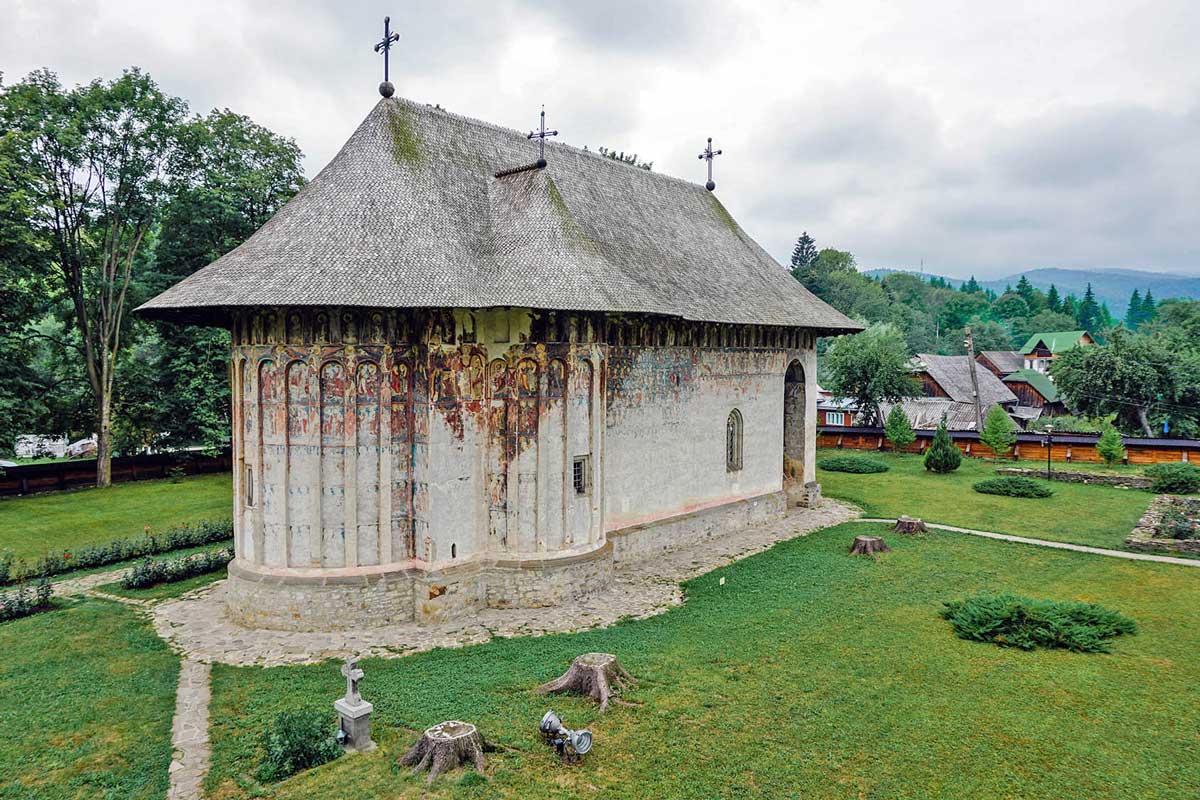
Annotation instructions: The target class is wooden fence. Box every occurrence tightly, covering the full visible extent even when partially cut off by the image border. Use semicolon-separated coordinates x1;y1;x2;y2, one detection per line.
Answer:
0;450;232;497
818;426;1200;465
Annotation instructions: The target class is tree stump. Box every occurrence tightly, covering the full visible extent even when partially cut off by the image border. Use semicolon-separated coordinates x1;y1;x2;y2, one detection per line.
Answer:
849;535;890;557
400;720;486;784
893;515;927;535
537;652;638;713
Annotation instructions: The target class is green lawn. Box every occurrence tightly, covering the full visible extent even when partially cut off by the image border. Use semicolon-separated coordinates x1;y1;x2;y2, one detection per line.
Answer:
0;473;231;563
0;599;179;799
204;522;1200;799
817;448;1154;551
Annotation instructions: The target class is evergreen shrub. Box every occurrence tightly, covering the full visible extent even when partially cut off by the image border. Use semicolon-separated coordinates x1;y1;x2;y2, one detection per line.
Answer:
121;547;234;590
255;709;342;782
816;455;889;474
1145;463;1200;495
973;476;1053;498
923;418;962;473
941;593;1136;653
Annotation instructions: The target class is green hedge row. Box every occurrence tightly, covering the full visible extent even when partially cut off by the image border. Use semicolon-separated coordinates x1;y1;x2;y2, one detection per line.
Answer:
121;547;234;590
0;579;53;623
816;455;889;474
972;476;1053;498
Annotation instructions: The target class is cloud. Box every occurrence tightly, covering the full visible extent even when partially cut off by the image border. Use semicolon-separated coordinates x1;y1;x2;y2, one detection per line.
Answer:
2;0;1198;277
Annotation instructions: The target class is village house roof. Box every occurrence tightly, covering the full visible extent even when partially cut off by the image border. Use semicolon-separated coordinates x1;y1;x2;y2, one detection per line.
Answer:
977;350;1023;375
1003;368;1060;403
138;96;862;334
878;399;1009;431
911;354;1018;407
1019;330;1089;355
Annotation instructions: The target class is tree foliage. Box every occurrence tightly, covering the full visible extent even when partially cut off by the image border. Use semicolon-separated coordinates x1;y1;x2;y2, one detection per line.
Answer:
883;403;916;451
823;323;919;425
1050;330;1172;437
979;405;1016;460
1095;424;1125;468
924;416;962;473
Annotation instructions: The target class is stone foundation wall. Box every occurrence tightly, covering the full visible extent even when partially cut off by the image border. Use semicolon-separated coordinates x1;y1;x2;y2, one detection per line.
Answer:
608;490;787;563
1125;495;1200;554
997;468;1151;490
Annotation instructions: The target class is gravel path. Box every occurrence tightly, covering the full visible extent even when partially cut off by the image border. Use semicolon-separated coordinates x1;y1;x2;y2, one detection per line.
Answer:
856;518;1200;567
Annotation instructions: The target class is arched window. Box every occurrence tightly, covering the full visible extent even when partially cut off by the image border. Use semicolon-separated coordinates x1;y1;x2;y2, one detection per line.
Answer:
726;409;743;472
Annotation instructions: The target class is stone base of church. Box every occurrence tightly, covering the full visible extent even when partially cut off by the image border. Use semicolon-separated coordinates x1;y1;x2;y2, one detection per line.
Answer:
224;492;788;632
224;541;615;632
607;490;787;563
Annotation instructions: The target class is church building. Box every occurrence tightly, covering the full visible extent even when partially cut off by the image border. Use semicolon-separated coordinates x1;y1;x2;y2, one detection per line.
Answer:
139;93;860;631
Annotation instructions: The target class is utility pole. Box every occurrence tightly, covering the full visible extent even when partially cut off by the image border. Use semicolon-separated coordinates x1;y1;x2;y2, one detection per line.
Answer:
964;326;984;432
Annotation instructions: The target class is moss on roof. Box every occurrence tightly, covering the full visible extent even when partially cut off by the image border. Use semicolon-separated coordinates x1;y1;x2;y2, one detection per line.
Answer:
387;104;421;164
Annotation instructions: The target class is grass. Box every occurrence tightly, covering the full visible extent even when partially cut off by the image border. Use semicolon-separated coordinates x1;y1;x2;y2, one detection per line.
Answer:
97;567;227;601
817;448;1154;551
0;473;231;563
204;523;1200;799
0;598;179;799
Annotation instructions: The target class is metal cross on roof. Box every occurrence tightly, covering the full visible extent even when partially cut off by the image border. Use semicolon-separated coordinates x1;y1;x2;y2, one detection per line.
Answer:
527;106;558;168
374;16;401;97
698;137;723;191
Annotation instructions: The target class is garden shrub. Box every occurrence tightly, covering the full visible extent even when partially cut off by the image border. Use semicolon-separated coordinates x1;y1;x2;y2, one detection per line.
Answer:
0;579;53;623
941;592;1136;653
1145;463;1200;495
973;476;1053;498
0;551;13;585
255;709;342;782
923;418;962;473
121;547;234;590
1158;506;1197;540
816;455;889;474
2;519;234;585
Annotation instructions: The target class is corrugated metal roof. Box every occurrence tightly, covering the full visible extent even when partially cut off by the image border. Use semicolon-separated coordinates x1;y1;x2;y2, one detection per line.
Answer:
138;97;862;333
878;398;1010;431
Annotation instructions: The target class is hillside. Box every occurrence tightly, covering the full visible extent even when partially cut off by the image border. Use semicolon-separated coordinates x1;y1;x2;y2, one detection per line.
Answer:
864;267;1200;317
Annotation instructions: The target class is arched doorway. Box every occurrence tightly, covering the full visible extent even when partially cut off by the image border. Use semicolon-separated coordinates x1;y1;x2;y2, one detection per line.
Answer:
783;360;805;480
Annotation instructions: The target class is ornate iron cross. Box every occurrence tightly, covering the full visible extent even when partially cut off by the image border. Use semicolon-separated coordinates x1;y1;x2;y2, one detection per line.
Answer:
375;16;401;97
698;137;723;191
527;106;558;168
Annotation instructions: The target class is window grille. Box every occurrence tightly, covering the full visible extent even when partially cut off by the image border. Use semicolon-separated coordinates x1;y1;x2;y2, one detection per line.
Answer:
573;455;591;495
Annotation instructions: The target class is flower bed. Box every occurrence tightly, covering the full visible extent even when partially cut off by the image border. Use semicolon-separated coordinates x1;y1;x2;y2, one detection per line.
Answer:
1125;495;1200;554
1;520;233;585
120;547;234;590
0;580;53;623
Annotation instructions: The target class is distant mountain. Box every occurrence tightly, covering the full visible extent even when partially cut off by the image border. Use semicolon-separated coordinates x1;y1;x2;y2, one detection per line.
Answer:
863;267;1200;318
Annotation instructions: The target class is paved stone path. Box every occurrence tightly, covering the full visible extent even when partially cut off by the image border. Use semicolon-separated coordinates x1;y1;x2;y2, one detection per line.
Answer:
856;518;1200;567
151;500;860;667
51;566;134;596
167;660;212;800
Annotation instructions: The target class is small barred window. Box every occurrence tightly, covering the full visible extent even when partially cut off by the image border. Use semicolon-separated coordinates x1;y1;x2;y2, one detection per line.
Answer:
573;456;591;495
726;410;743;472
245;465;255;507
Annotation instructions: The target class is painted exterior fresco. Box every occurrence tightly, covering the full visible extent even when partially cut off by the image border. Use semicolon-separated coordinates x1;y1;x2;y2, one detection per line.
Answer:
226;306;818;629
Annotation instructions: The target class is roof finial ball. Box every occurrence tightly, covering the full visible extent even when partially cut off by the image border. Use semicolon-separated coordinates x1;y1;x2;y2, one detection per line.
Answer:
698;136;723;191
374;16;401;98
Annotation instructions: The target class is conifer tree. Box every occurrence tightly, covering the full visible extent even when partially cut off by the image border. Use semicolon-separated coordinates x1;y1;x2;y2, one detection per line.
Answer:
1016;276;1036;308
1076;283;1102;332
924;416;963;473
963;276;982;294
1125;289;1143;329
979;405;1017;461
1096;424;1126;469
1046;284;1061;312
884;403;916;452
1141;290;1157;326
790;232;817;272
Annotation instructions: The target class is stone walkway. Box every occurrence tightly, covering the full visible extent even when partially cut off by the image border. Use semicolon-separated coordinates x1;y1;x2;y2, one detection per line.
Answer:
168;660;212;800
856;518;1200;567
150;500;860;667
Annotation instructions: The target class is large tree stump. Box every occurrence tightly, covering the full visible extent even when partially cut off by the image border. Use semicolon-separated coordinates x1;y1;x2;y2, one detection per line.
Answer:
537;652;638;713
849;535;890;557
893;516;928;535
400;720;486;784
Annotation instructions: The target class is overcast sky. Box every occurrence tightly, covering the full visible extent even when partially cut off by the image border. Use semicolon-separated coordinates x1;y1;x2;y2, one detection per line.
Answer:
3;0;1198;278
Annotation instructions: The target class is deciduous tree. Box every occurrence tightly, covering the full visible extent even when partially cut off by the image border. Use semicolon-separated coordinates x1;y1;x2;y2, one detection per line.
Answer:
823;323;919;425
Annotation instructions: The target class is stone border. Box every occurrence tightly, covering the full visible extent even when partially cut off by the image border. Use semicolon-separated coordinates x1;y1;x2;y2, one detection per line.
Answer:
996;467;1151;490
1125;495;1200;554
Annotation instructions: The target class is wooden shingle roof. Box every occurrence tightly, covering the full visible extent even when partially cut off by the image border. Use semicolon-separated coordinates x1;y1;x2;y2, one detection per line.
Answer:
139;97;862;333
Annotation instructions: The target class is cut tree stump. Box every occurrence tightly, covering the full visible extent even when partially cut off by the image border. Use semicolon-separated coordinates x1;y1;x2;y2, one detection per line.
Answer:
893;516;928;534
849;535;891;557
537;652;638;713
401;720;486;784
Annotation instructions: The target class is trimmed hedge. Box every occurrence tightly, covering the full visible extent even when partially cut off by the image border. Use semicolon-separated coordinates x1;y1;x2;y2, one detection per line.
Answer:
121;547;234;590
0;579;53;623
941;593;1136;653
973;476;1053;498
1145;463;1200;495
3;519;233;585
816;455;889;474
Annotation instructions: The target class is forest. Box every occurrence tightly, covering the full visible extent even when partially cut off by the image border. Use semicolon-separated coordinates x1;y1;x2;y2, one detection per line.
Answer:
790;233;1200;438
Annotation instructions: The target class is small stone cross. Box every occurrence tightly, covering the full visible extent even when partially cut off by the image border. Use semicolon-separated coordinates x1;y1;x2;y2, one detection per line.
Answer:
697;137;723;191
527;105;559;167
341;656;365;705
